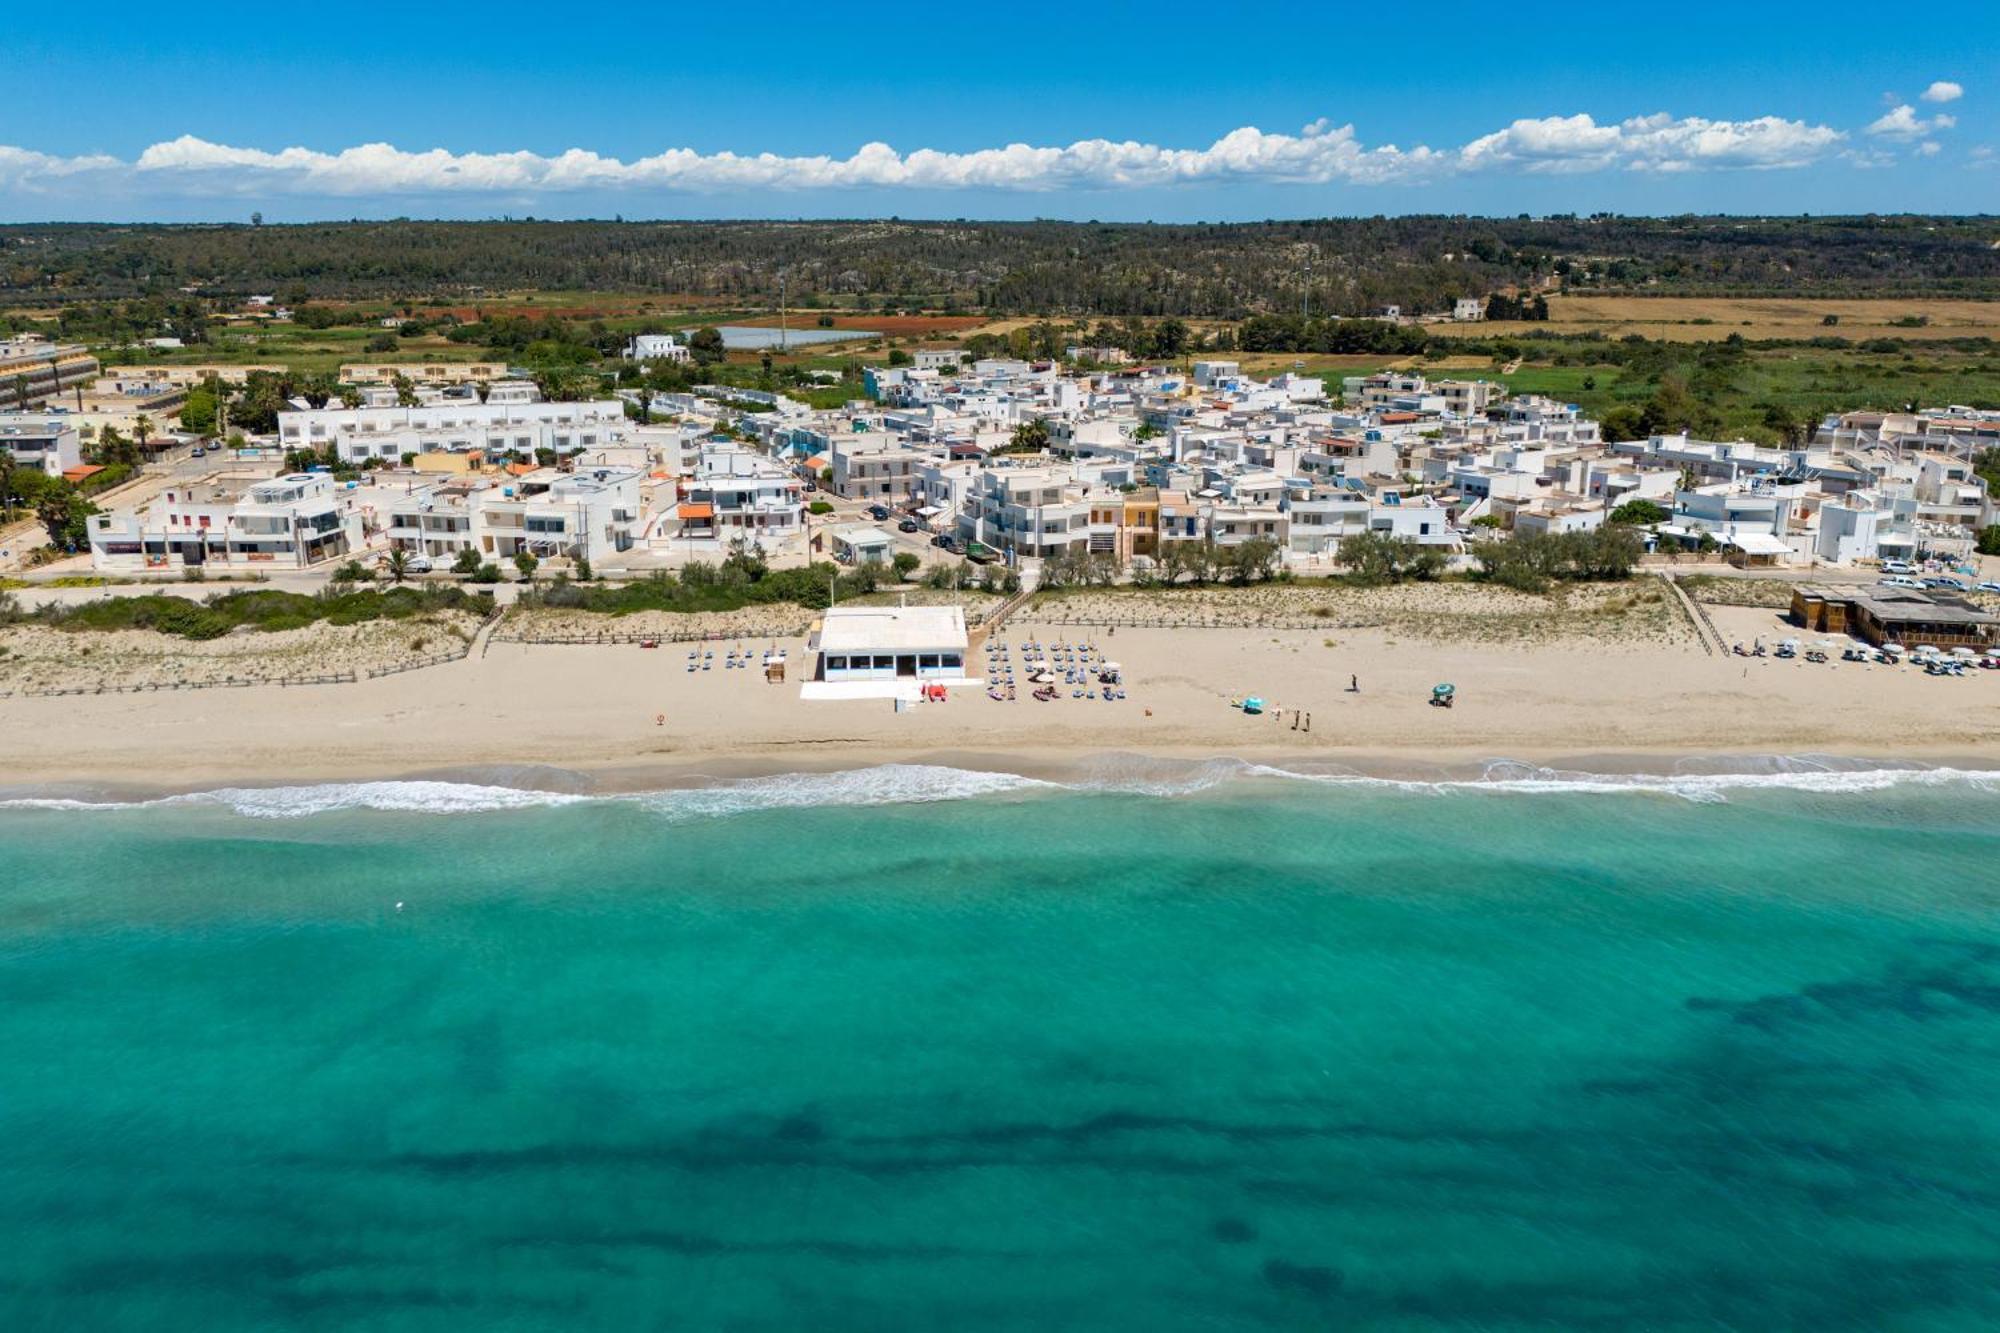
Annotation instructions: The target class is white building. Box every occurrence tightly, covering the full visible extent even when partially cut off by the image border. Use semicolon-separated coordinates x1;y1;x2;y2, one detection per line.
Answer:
487;467;645;562
381;467;648;565
1;416;84;477
826;524;895;565
1453;297;1486;322
803;604;974;700
89;473;365;573
278;399;628;464
676;448;805;543
826;431;931;501
626;334;691;364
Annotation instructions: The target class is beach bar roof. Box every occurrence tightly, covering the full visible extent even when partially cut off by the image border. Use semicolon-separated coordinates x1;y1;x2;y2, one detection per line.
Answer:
1792;582;2000;649
814;605;967;656
803;605;976;701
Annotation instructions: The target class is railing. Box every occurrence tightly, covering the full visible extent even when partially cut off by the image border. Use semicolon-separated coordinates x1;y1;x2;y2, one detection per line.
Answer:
1660;574;1726;656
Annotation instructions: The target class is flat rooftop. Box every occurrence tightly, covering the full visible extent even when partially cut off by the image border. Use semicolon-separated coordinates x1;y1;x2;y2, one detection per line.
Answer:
1795;583;2000;628
815;605;968;654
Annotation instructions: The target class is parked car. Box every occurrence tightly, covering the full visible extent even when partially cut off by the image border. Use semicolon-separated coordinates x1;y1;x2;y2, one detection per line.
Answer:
866;504;891;521
932;533;960;552
1879;575;1926;590
1923;576;1967;591
405;554;435;574
189;446;207;458
898;518;920;533
1977;581;2000;594
1880;559;1915;575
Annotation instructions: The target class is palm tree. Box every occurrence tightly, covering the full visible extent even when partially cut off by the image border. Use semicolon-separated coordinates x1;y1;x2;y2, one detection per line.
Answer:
132;414;155;457
35;482;78;551
386;548;411;584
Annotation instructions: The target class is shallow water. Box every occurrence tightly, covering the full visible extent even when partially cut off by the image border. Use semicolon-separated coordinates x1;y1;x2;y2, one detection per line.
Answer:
4;767;1999;1329
714;324;878;349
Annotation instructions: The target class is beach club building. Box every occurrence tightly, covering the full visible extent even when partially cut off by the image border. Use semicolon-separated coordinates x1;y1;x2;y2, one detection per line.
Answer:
1790;584;2000;650
802;605;977;701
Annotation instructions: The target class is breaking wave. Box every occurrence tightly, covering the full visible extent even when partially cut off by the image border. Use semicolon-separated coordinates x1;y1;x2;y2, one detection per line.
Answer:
3;757;1998;819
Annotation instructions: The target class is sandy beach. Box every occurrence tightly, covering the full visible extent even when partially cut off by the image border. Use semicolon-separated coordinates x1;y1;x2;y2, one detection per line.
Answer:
5;580;1998;795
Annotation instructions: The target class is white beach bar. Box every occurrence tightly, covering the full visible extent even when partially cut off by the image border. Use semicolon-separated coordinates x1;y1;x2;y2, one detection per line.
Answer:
800;605;981;701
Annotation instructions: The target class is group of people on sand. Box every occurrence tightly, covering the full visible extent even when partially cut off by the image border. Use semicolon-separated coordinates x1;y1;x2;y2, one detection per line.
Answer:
1262;675;1362;736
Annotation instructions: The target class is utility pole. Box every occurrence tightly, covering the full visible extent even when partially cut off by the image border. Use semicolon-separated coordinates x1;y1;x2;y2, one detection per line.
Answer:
779;271;788;355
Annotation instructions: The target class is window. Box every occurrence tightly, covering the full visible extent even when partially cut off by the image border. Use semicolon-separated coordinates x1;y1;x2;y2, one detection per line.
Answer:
940;653;962;670
825;655;847;671
873;656;895;670
919;654;940;670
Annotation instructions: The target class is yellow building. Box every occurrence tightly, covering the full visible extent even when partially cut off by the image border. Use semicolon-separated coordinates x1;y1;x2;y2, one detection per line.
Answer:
338;362;507;385
411;451;485;475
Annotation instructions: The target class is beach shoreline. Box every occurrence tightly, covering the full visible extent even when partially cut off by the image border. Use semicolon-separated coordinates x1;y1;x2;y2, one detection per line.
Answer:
6;582;1998;798
7;744;2000;808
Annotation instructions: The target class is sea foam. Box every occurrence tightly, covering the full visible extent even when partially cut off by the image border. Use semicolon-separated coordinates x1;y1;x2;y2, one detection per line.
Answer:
2;758;1997;819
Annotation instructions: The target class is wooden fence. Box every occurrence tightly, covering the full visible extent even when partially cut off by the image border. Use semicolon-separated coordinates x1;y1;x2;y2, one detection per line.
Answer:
493;622;811;647
6;671;359;698
1013;613;1385;632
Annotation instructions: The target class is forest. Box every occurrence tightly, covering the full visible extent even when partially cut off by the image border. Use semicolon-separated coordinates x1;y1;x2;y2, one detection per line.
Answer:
4;215;1997;316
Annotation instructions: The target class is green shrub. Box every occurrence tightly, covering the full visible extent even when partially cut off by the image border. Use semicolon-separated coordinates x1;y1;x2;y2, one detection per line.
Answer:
33;585;492;640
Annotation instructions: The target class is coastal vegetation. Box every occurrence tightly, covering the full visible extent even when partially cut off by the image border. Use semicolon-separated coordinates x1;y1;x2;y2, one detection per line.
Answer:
9;585;492;641
1470;526;1646;592
520;548;895;616
1022;578;1687;646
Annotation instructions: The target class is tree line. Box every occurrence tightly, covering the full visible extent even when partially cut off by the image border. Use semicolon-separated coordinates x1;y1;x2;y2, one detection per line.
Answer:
8;215;1998;316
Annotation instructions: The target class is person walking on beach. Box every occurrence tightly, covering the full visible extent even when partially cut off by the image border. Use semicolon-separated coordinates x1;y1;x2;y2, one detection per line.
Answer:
1349;674;1359;693
1304;713;1311;734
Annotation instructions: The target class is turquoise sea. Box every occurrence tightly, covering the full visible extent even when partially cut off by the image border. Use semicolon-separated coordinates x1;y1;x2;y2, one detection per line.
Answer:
4;761;2000;1330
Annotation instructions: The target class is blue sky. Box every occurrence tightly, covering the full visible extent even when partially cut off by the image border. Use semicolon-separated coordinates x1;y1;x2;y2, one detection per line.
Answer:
2;0;1995;222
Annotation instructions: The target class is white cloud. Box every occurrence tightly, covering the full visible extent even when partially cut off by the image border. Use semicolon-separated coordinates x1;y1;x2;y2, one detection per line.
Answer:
1921;81;1964;104
1460;113;1844;175
0;112;1855;201
1917;141;1942;156
1867;104;1957;140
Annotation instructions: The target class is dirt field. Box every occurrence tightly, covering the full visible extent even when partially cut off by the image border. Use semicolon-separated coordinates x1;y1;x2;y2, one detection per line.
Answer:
1428;296;2000;342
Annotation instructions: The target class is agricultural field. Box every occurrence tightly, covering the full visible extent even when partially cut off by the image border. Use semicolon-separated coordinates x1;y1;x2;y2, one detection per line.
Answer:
1485;344;2000;438
100;325;487;374
1430;295;2000;343
1231;354;1409;379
